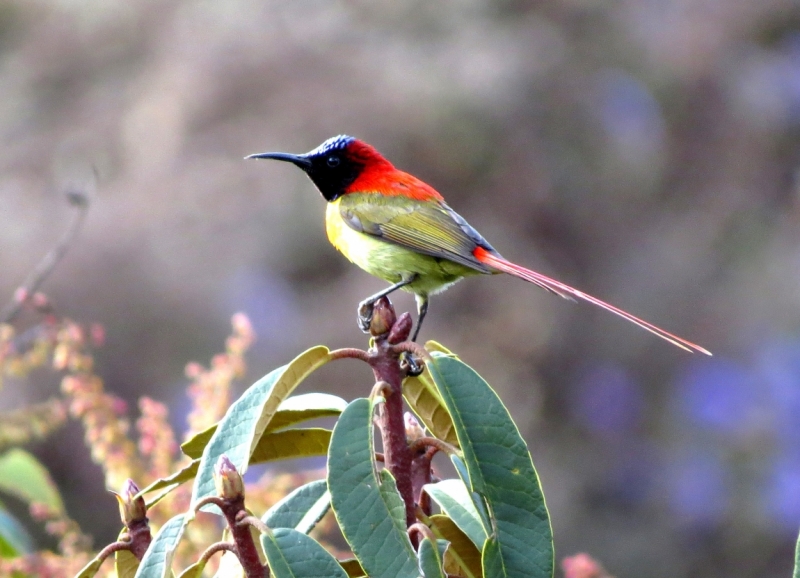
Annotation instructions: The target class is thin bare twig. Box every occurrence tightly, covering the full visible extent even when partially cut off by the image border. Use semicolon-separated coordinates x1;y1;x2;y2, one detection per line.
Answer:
93;541;133;565
197;541;236;566
328;347;371;363
1;186;90;324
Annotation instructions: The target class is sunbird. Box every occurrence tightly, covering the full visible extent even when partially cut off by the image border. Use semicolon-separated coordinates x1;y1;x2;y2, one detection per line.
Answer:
248;135;710;355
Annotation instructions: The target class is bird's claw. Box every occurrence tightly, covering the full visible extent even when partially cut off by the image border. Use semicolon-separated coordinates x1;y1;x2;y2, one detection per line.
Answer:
357;300;374;333
400;352;424;377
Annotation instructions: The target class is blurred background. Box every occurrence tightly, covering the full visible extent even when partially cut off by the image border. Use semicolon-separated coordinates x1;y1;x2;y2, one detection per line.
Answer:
1;0;799;576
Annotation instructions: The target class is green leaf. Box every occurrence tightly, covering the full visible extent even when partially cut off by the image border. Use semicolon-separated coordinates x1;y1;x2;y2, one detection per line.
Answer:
448;454;490;533
262;479;330;534
328;398;418;578
795;527;800;578
265;393;348;432
261;527;348;578
176;560;205;578
429;514;482;578
181;393;346;459
191;346;331;510
0;448;63;513
141;430;328;509
427;356;553;578
74;555;107;578
115;548;140;578
134;514;186;578
180;426;216;460
250;428;332;464
403;350;458;447
418;537;447;578
0;503;32;557
424;479;487;550
138;459;200;508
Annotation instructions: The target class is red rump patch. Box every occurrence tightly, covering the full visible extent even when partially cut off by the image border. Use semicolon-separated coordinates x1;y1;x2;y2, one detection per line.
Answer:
344;140;444;202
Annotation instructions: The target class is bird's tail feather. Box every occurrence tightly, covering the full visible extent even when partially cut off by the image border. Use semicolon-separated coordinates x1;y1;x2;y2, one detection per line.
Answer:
474;248;711;355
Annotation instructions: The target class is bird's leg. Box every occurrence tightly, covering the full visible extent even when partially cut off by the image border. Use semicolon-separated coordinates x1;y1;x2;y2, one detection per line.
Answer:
400;295;429;377
357;276;417;333
411;295;428;342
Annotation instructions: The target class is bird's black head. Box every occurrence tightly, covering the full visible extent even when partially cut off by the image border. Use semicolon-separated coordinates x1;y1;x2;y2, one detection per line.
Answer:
247;135;366;202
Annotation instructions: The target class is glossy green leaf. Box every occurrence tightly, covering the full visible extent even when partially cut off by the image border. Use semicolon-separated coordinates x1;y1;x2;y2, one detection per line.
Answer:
430;514;482;578
418;537;447;578
262;479;330;534
0;448;63;513
250;428;331;464
428;356;553;578
424;479;487;550
403;347;458;447
0;503;32;557
191;346;331;510
181;393;346;459
134;514;186;578
261;527;348;578
138;459;199;508
328;398;418;578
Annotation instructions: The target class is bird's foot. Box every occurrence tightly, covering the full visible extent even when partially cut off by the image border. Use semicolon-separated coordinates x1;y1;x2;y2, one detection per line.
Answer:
357;300;374;333
400;352;424;377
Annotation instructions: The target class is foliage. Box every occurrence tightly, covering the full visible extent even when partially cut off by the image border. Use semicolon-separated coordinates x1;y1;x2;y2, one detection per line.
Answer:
0;289;728;578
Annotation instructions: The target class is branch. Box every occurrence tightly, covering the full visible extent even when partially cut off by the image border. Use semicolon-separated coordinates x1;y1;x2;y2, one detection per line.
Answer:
1;185;90;324
363;298;418;528
213;456;268;578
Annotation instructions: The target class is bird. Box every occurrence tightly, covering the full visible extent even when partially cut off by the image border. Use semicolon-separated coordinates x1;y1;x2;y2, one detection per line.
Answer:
247;135;710;356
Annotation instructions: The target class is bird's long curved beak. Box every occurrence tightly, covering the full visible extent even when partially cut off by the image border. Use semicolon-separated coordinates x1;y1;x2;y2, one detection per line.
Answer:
245;151;313;170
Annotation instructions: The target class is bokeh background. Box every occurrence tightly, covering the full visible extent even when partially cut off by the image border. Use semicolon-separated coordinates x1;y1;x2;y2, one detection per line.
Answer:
2;0;800;576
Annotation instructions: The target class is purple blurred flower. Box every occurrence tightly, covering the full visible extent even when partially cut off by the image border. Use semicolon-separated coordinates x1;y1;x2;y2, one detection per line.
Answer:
573;362;643;437
676;358;758;434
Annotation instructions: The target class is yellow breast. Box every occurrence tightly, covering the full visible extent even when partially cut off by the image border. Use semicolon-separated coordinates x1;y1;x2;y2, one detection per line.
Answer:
326;198;405;284
324;197;479;296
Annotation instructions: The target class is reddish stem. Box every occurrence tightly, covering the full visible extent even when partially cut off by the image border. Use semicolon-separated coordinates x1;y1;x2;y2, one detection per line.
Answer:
125;517;152;561
220;499;268;578
365;300;417;528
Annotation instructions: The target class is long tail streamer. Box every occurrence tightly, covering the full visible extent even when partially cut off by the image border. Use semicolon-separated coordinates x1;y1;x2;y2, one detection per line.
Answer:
474;248;711;355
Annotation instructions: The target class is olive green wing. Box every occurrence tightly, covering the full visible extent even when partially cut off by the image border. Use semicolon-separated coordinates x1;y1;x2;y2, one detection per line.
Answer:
337;193;497;274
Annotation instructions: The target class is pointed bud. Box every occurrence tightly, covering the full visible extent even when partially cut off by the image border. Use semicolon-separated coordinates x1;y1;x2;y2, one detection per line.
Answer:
113;479;147;524
214;455;244;500
404;412;425;444
369;297;396;337
388;312;413;344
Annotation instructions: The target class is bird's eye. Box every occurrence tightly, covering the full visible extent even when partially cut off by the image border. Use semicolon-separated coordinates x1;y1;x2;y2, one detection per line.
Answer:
326;155;340;167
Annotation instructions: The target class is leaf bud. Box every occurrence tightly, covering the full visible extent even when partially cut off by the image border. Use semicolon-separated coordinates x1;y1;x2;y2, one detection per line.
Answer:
113;479;147;524
214;454;245;500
